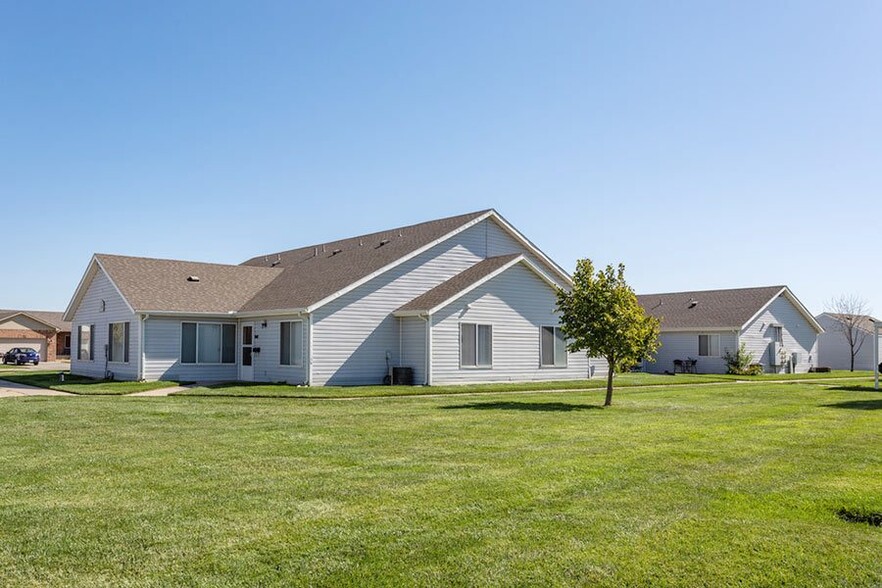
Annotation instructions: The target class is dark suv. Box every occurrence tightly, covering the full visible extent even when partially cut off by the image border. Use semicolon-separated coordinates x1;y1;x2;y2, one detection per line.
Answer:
2;347;40;365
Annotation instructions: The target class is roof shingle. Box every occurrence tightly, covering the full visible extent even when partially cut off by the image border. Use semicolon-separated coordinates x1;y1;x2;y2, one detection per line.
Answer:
637;286;785;330
95;255;283;313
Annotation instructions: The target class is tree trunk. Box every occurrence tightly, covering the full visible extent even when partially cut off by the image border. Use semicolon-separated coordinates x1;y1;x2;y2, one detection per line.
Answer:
604;365;615;407
851;349;855;372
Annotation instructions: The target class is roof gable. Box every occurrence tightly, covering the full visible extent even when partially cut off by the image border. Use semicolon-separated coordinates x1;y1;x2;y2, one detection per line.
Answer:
817;313;880;334
0;310;69;331
394;254;555;315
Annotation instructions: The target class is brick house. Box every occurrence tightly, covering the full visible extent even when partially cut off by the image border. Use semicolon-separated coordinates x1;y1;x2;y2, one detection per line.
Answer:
0;310;72;361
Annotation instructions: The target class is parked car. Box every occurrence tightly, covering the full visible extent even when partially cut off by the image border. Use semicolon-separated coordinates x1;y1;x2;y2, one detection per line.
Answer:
2;347;40;365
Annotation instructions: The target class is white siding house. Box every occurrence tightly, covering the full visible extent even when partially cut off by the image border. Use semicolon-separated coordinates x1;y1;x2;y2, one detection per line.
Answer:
816;313;881;371
638;286;823;375
64;210;597;386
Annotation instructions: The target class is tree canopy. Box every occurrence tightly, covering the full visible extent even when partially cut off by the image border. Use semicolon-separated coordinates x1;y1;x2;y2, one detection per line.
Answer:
556;259;660;406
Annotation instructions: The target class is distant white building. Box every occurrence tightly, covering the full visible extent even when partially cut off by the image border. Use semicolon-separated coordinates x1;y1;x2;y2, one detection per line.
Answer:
638;286;824;374
816;313;881;371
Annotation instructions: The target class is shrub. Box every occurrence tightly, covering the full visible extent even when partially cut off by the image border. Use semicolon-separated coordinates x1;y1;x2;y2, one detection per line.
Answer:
723;343;759;375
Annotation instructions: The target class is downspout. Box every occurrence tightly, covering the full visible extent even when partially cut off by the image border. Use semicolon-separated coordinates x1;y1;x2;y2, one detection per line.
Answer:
421;313;433;386
307;313;314;386
139;313;149;381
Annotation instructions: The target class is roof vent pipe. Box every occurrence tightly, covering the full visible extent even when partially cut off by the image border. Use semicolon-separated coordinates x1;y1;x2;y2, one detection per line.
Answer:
187;276;200;282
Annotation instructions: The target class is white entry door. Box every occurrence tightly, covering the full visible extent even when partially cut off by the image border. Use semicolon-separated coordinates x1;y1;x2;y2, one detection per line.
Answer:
240;323;254;381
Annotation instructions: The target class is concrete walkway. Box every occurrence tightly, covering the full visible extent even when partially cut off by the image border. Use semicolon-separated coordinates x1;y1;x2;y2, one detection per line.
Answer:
0;380;75;397
127;385;195;397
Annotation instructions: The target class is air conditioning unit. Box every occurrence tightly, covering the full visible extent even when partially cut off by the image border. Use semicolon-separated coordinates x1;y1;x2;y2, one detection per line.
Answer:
769;342;781;366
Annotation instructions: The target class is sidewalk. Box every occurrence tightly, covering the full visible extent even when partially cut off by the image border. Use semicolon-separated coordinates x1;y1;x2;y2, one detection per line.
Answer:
0;380;75;397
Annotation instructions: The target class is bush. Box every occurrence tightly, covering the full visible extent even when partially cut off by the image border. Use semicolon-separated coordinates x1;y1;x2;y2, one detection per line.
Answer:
745;363;765;376
723;343;760;375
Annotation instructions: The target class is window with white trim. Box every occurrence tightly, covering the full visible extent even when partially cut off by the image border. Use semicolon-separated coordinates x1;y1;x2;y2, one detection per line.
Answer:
540;326;568;367
108;322;130;363
698;334;720;357
181;322;236;364
280;321;304;366
460;323;492;368
77;324;94;361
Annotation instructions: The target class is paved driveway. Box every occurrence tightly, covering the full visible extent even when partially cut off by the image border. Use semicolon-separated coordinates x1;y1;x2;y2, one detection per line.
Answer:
0;360;70;372
0;379;74;397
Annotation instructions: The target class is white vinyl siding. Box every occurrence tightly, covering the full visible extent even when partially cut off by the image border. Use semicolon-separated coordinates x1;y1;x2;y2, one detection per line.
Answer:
70;267;139;380
399;316;428;385
247;317;311;385
310;218;569;386
644;331;737;374
541;326;567;367
432;263;590;384
740;296;819;374
816;314;881;371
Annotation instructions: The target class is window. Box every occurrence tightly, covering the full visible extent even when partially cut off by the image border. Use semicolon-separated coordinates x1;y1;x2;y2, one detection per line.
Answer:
698;334;720;357
108;322;130;363
280;321;304;366
771;325;783;344
461;323;492;368
63;334;71;353
181;322;236;364
77;325;94;361
541;326;568;367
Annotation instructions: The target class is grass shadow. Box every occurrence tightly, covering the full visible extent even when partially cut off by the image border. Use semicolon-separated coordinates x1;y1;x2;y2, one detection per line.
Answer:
825;385;881;393
441;401;602;412
821;399;882;411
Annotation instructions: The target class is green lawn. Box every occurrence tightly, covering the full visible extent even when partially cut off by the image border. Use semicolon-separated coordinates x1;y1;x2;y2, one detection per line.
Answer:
1;383;882;586
0;371;179;395
179;370;874;398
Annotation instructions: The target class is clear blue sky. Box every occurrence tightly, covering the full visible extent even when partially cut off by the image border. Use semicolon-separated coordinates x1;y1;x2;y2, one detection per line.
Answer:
2;1;880;316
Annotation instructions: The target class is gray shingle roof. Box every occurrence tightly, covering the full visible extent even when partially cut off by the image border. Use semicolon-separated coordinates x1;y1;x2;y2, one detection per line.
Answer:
396;254;522;313
95;255;283;313
0;309;70;331
238;210;491;312
637;286;786;330
90;210;493;315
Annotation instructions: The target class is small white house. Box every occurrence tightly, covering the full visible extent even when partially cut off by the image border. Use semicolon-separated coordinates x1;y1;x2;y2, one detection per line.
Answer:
638;286;823;374
816;313;881;371
63;210;608;386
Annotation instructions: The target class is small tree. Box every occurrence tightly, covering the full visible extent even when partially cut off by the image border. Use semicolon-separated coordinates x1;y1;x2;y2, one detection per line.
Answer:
556;260;660;406
826;294;872;372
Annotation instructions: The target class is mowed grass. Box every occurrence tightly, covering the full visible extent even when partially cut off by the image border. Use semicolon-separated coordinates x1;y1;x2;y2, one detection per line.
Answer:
0;371;179;395
180;370;875;398
1;383;882;586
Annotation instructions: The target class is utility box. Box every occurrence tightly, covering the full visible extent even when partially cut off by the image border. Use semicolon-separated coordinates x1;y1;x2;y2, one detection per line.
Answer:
391;367;414;386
